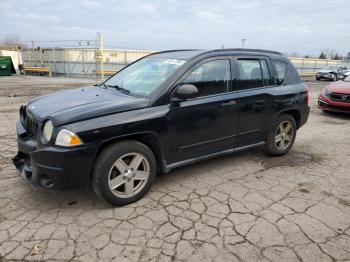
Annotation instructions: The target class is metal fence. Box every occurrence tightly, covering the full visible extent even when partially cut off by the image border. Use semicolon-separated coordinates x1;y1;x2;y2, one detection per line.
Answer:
21;48;154;78
288;57;350;76
21;47;350;78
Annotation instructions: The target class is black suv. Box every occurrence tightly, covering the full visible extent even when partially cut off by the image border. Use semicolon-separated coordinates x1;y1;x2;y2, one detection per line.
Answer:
13;49;310;206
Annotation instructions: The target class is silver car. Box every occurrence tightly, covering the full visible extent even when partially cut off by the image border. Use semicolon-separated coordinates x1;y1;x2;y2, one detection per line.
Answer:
315;65;349;81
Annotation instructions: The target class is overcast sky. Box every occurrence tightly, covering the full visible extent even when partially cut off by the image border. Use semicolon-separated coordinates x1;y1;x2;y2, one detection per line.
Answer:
1;0;349;56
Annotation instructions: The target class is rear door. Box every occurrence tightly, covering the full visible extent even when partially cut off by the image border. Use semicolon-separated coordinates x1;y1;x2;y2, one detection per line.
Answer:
233;56;275;147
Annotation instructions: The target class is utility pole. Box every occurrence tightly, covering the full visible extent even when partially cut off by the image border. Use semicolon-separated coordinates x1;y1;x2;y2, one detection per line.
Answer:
241;38;247;48
98;33;104;80
31;40;35;64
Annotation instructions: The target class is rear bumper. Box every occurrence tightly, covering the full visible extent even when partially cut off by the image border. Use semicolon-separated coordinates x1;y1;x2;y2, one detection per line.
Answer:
13;121;98;190
318;94;350;113
299;106;310;127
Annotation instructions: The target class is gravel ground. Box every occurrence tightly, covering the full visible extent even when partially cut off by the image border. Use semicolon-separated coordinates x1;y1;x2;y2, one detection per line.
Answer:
0;75;350;262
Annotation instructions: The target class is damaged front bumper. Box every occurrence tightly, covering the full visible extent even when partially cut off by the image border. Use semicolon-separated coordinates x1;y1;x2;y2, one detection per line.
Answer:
12;121;97;190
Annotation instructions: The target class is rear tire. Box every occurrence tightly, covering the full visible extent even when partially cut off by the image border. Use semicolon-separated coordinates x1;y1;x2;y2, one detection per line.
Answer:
316;77;321;81
92;140;157;206
264;114;297;156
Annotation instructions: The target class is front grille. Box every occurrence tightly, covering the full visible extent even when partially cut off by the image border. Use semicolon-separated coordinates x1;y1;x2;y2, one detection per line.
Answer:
329;92;350;103
319;100;350;112
20;106;39;138
25;115;38;138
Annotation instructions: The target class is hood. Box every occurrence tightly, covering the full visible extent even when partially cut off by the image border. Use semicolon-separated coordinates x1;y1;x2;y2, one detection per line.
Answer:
328;81;350;94
317;70;333;74
27;86;149;126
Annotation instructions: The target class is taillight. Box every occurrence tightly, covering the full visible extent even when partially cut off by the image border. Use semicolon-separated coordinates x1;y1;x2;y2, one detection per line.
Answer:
305;84;310;106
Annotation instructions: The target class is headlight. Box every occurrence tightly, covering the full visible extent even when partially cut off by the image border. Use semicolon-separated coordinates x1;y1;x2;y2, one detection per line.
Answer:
55;129;83;147
323;87;331;97
43;120;53;142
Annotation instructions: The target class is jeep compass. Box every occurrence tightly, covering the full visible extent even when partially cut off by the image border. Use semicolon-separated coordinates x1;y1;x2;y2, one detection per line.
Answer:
13;49;310;206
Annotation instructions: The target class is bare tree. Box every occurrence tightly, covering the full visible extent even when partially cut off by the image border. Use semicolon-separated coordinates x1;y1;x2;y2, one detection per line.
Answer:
289;52;300;57
0;34;26;48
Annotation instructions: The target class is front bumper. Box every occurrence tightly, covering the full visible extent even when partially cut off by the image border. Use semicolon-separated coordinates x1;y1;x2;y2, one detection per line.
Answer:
13;121;98;190
315;74;333;80
318;94;350;113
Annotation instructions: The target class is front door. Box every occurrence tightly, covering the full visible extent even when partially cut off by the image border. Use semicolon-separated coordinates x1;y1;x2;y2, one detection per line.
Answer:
168;58;237;163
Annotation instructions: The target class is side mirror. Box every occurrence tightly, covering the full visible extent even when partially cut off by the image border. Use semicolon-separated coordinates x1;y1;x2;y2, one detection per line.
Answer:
173;84;198;101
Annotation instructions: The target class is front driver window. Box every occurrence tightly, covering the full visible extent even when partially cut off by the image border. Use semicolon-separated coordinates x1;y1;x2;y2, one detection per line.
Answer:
182;60;231;97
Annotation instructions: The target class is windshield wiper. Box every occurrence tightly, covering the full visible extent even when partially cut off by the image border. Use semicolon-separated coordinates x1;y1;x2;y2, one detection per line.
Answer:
106;84;131;94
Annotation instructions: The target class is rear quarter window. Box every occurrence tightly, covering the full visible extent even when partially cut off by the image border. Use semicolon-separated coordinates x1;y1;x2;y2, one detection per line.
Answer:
272;60;286;84
272;59;302;85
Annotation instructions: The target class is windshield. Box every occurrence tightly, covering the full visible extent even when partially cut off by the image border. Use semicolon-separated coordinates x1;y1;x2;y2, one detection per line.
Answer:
104;57;186;97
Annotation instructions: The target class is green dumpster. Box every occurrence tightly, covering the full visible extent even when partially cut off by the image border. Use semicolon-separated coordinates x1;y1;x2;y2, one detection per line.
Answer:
0;56;16;76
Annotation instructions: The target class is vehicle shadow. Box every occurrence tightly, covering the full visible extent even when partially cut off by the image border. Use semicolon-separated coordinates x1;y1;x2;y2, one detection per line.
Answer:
11;149;265;210
10;144;322;210
320;111;350;121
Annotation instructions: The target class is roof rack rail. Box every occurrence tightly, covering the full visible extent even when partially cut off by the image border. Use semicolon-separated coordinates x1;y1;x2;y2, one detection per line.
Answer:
211;48;283;56
151;49;203;55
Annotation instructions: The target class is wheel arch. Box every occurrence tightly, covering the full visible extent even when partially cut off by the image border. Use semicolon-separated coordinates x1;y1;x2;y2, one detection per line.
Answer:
278;109;301;128
94;132;166;175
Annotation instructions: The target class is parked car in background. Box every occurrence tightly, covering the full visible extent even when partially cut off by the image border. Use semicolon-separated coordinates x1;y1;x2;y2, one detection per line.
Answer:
315;65;348;81
318;75;350;113
13;49;310;206
341;71;350;79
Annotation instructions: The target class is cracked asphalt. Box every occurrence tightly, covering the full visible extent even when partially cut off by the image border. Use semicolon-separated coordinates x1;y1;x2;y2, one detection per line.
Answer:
1;75;350;262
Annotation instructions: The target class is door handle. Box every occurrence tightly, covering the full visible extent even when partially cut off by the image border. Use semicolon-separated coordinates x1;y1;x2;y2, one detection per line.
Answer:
221;100;236;107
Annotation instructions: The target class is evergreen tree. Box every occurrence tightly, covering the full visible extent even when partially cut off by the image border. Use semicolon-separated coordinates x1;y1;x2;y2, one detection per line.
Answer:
319;52;326;59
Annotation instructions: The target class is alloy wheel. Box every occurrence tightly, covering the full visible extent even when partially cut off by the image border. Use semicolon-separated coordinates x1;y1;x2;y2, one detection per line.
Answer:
275;121;294;150
108;152;150;198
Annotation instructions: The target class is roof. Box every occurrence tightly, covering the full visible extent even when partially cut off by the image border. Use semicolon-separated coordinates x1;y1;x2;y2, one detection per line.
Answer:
149;48;284;60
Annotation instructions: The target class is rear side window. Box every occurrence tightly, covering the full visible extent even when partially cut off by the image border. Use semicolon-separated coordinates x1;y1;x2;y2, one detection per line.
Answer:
183;59;231;97
272;60;287;84
237;60;262;90
237;59;272;90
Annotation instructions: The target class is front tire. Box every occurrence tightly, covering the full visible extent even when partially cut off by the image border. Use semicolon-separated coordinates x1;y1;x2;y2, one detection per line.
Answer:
264;114;297;156
92;140;157;206
332;73;337;81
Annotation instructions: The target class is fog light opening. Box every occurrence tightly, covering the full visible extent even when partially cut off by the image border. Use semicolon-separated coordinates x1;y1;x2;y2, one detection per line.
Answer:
40;178;54;188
